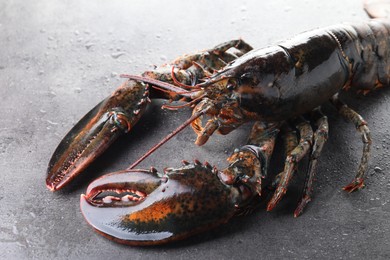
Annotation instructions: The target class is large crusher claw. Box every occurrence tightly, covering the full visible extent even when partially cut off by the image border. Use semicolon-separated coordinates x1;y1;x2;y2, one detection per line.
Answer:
80;163;242;245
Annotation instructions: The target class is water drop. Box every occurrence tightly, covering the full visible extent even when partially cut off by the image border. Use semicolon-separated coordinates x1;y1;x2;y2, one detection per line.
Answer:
12;225;19;235
85;43;94;50
47;120;58;125
74;30;80;35
110;72;118;78
374;166;382;173
160;55;167;62
111;52;126;59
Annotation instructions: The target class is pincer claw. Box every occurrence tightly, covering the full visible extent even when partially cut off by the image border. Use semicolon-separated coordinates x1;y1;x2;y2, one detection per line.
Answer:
80;164;240;246
46;80;150;191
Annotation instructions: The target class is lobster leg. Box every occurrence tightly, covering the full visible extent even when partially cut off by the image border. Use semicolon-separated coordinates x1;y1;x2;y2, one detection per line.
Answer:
282;124;300;156
271;124;299;189
267;117;313;211
294;108;329;217
330;94;372;192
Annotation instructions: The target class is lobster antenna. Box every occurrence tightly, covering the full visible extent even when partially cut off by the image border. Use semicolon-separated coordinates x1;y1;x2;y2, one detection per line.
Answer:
161;94;206;110
127;107;208;170
120;74;198;98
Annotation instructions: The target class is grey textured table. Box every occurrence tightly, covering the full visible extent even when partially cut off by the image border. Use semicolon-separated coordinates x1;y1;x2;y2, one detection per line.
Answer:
1;0;389;259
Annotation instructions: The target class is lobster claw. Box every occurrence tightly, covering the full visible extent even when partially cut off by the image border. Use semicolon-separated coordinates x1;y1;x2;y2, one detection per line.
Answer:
80;163;241;245
46;80;150;191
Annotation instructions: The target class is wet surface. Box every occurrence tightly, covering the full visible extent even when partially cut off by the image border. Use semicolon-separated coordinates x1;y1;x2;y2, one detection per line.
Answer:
1;0;390;259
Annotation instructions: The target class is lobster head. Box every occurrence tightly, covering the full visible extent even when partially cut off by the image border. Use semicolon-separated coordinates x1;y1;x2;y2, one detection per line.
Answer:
191;46;289;145
191;45;296;145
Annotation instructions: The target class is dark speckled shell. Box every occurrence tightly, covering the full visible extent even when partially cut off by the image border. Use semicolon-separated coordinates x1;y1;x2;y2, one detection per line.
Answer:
216;19;390;122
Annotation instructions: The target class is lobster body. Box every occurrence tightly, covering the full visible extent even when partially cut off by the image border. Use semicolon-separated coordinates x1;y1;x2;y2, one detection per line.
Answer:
206;20;390;122
46;2;390;246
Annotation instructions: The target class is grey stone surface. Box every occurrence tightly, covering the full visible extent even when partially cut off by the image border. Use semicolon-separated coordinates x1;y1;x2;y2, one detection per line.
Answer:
1;0;389;259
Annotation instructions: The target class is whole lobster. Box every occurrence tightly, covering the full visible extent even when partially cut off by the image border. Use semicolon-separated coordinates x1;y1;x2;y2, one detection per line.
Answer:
47;1;388;245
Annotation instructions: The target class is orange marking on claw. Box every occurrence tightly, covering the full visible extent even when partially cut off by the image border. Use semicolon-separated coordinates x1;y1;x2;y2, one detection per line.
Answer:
126;202;174;223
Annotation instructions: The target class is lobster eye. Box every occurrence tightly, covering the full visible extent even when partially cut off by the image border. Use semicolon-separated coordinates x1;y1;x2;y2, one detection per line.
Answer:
227;84;235;91
227;78;239;91
239;72;255;85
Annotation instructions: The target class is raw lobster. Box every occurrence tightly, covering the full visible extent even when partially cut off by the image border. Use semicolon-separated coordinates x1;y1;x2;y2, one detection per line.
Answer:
47;1;388;245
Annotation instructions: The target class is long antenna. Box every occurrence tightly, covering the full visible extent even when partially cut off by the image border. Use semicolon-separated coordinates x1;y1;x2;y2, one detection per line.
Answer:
120;74;199;99
127;108;208;170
